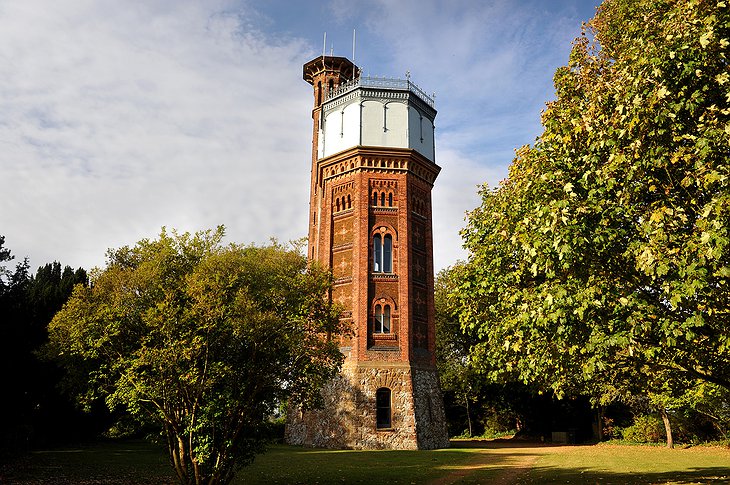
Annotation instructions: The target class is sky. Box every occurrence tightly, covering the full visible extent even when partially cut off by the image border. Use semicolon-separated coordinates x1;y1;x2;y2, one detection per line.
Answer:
0;0;602;273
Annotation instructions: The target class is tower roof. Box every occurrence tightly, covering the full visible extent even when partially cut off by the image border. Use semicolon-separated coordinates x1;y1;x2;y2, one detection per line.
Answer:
303;55;360;85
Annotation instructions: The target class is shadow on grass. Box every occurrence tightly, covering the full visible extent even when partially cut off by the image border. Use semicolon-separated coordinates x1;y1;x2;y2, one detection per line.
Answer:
515;465;730;485
0;440;175;484
1;439;728;484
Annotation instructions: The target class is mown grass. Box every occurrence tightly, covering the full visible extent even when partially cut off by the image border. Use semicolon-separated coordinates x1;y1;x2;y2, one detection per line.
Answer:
1;439;729;484
521;443;730;484
237;445;479;484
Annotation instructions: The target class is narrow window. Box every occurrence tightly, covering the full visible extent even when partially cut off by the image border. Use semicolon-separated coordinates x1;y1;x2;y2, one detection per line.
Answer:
341;197;346;211
388;193;393;207
347;195;351;209
376;388;392;429
372;191;378;206
317;81;322;105
336;198;340;212
383;305;391;333
381;192;386;206
383;235;392;273
373;234;382;272
374;304;383;333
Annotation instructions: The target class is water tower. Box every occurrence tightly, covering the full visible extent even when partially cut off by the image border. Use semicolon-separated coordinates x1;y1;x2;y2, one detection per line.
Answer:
286;55;449;449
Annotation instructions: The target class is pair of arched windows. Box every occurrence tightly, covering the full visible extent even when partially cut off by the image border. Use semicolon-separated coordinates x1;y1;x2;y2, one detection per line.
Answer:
374;304;391;334
373;234;392;273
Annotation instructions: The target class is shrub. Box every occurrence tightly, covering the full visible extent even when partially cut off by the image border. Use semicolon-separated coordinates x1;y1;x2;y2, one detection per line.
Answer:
620;415;665;443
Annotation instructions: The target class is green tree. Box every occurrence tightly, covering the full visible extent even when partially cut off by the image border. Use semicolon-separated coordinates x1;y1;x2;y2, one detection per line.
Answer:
454;0;729;421
435;264;482;436
45;227;343;484
0;237;90;449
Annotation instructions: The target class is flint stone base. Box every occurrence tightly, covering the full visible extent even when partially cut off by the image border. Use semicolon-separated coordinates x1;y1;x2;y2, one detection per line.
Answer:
286;363;449;450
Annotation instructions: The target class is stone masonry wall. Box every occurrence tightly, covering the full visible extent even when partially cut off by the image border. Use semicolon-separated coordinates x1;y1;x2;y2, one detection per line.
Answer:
286;363;449;450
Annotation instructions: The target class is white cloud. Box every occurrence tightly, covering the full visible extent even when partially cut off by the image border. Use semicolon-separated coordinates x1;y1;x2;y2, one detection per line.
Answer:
0;0;316;270
0;0;598;273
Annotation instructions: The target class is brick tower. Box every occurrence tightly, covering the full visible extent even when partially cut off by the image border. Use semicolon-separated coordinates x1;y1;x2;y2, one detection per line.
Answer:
286;55;449;450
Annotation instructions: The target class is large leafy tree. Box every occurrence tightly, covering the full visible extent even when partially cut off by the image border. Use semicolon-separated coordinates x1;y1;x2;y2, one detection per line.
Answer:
455;0;729;409
45;227;343;484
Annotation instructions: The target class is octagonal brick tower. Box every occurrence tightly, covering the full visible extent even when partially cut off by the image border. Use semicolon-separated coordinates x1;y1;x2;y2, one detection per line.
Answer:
286;55;449;450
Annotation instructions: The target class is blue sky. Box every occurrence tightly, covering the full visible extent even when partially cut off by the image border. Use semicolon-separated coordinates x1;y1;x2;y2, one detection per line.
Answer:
0;0;601;272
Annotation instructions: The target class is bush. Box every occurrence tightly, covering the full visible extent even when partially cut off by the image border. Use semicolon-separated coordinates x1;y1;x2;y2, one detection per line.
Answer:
620;415;665;443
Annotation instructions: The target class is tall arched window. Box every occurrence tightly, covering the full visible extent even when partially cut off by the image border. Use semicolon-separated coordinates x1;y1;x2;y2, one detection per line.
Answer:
373;235;382;272
374;304;391;334
347;195;351;209
372;191;378;206
373;234;393;273
376;388;392;429
388;193;393;207
383;235;392;273
381;192;386;206
336;198;340;212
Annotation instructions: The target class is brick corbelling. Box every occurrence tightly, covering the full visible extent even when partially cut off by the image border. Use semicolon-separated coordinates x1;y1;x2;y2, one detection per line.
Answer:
317;146;441;187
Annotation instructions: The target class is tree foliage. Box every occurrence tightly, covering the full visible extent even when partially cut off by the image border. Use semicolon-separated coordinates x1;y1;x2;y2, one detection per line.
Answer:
0;237;90;449
435;264;482;436
45;227;343;485
454;0;729;408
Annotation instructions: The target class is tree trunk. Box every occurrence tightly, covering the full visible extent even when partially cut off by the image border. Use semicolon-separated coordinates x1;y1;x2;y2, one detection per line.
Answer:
595;407;604;441
659;408;673;449
465;399;473;437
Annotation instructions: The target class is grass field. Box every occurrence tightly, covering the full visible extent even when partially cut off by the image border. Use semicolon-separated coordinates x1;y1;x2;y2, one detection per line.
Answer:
1;439;729;484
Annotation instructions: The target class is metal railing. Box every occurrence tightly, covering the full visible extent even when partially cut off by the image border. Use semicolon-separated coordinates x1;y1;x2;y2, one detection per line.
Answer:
325;76;435;108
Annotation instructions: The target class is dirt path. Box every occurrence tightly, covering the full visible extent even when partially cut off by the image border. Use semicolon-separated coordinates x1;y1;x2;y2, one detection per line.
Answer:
428;440;549;485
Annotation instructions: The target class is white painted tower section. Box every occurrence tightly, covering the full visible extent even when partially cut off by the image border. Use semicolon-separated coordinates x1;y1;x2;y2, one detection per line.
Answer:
317;77;436;161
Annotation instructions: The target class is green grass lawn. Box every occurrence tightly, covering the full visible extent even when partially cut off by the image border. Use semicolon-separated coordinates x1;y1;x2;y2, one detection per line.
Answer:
521;443;730;484
1;439;728;484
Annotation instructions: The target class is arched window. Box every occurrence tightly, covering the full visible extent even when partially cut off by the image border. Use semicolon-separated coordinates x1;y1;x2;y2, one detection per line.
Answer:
341;197;346;211
388;193;393;207
374;304;391;334
372;191;378;206
373;234;382;272
376;388;392;429
336;198;340;212
381;192;386;206
383;235;392;273
347;195;351;209
373;234;393;273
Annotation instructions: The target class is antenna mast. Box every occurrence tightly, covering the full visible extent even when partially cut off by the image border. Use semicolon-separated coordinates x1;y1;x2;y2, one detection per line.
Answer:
322;32;327;57
352;29;356;62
